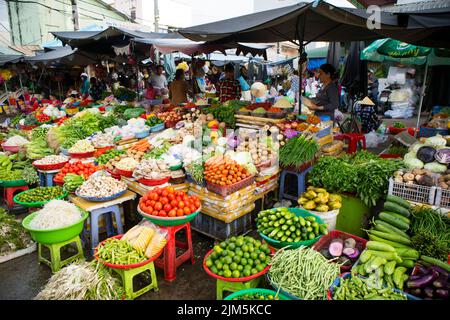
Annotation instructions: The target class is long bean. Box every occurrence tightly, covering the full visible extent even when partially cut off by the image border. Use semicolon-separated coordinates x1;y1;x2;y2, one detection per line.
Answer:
97;238;146;265
268;246;341;300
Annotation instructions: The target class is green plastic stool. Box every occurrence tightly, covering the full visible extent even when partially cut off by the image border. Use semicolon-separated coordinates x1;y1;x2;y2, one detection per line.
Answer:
112;262;158;300
216;277;261;300
38;236;85;273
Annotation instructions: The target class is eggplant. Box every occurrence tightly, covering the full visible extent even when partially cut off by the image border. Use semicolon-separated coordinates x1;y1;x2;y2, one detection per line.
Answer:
424;287;434;298
430;265;449;278
415;264;428;275
435;289;449;299
406;270;439;288
432;275;448;289
408;275;422;281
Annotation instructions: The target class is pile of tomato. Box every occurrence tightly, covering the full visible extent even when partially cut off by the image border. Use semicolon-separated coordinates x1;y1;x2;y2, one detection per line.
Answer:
139;186;201;218
36;113;51;123
54;161;102;183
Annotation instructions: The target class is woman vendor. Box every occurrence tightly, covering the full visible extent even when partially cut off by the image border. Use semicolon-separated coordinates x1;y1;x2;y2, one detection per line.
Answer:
303;64;339;122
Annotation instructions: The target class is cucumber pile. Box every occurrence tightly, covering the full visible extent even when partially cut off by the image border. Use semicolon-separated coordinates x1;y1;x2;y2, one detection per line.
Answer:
356;194;421;290
256;207;328;243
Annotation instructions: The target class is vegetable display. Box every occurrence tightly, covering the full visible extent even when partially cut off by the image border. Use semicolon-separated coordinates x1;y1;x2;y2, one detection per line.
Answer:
121;223;167;258
15;186;66;203
256;207;328;243
104;149;145;171
279;134;319;167
144;141;171;160
63;174;85;192
317;236;363;268
68;140;95;153
28;200;82;230
22;166;40;185
138;186;201;217
54;162;101;183
298;186;342;212
184;158;204;184
205;236;271;278
229;293;281;300
268;247;341;300
95;149;125;165
133;159;171;180
115;157;139;172
34;155;69;166
97;238;147;265
0;154;28;181
204;155;252;186
35;261;124;300
309;151;403;206
333;275;407;300
410;205;449;261
0;208;33;257
404;261;449;299
76;175;127;199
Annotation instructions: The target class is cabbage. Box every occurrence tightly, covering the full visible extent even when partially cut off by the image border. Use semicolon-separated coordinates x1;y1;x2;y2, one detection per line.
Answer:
403;152;416;161
410;143;424;153
424;161;447;173
404;157;424;169
424;135;446;148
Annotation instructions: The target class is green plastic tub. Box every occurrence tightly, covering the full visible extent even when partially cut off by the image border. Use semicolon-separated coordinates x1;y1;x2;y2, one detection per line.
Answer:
0;179;27;187
138;206;201;226
225;288;291;300
14;189;68;207
22;209;89;244
258;208;324;249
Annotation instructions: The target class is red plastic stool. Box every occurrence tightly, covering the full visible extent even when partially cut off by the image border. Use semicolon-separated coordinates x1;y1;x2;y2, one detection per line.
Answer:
154;223;195;282
336;133;366;154
4;185;28;208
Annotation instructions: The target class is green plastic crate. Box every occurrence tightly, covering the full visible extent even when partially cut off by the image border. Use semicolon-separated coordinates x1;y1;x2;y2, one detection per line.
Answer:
224;288;291;300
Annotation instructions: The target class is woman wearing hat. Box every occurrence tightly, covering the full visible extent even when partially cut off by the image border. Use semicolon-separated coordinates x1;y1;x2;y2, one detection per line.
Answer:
80;73;90;99
303;64;339;122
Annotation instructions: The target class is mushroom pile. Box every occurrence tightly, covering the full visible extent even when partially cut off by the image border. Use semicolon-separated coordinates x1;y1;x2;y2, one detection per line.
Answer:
77;175;127;198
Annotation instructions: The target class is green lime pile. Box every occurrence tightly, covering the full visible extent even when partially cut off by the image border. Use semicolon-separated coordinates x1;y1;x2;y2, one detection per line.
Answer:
256;207;328;243
232;293;280;300
16;186;66;203
96;149;124;165
205;236;271;278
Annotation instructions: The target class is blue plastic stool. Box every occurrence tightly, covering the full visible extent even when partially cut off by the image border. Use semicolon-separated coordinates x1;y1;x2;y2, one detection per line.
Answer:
278;166;313;202
37;170;59;187
84;204;124;255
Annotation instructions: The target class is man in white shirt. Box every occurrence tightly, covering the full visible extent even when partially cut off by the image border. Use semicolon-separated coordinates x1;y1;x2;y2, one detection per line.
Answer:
150;65;168;90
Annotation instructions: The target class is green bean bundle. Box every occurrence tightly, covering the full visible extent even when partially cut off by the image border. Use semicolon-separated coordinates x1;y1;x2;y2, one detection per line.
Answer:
268;246;341;300
279;134;319;167
333;276;407;300
97;238;147;265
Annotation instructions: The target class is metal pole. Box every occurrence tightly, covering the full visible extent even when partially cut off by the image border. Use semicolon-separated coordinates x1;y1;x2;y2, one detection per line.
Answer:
415;62;429;137
154;0;159;32
71;0;80;31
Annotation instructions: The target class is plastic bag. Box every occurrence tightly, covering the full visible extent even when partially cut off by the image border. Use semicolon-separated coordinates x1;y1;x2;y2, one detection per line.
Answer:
365;130;387;148
334;109;344;122
273;199;292;208
122;219;168;258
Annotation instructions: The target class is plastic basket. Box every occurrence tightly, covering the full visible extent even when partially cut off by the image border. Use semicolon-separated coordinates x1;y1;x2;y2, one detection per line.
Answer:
22;209;88;245
19;124;38;130
94;235;164;270
327;272;420;300
115;168;134;177
137;205;201;227
169;163;182;171
206;175;255;197
69;151;95;158
33;160;69;171
75;189;127;202
203;247;272;282
14;189;68;207
312;230;367;272
1;143;20;153
134;129;150;139
0;179;27;187
434;187;450;209
258;208;324;249
138;177;171;186
388;178;436;205
224;288;290;300
150;123;165;132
